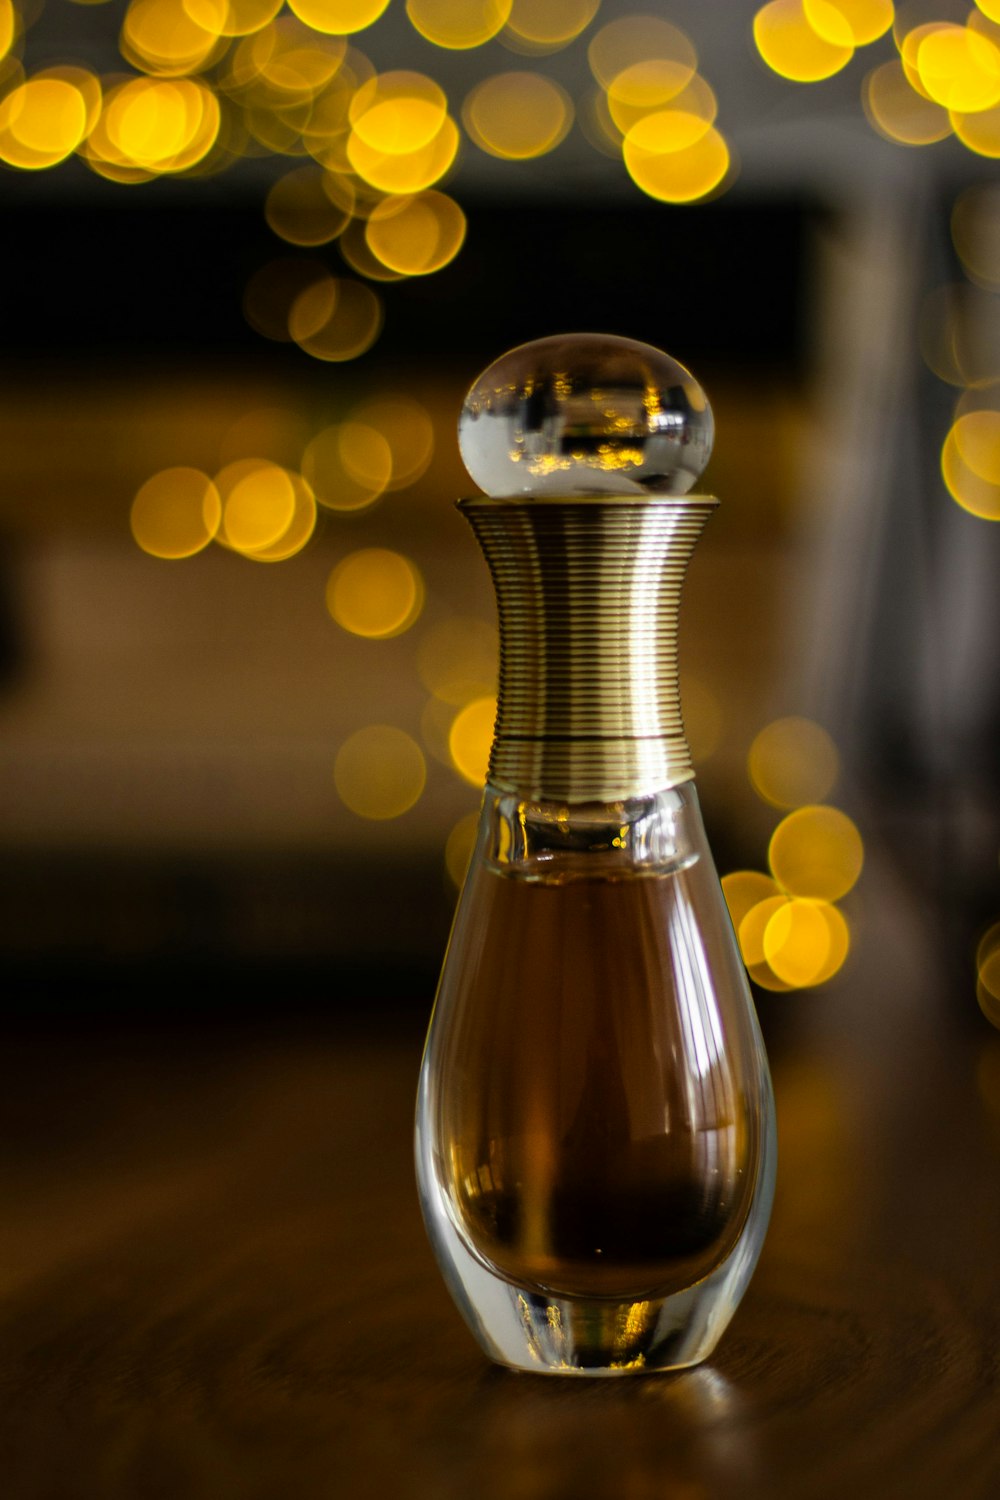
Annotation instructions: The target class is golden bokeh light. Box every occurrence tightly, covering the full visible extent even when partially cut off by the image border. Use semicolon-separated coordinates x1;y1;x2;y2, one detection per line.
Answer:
914;24;1000;113
326;548;424;638
337;218;407;281
738;893;791;967
941;420;1000;520
90;77;221;175
288;273;383;361
243;472;317;561
976;920;1000;974
588;15;697;92
38;67;104;138
406;0;513;50
121;0;226;78
608;67;716;137
503;0;599;55
769;805;864;901
265;165;351;245
978;975;1000;1029
334;725;426;820
804;0;893;46
764;897;850;986
748;716;840;809
976;0;1000;24
952;99;1000;155
417;616;498;703
287;0;390;34
862;59;952;145
130;467;222;559
350;396;435;488
303;421;393;510
445;810;480;888
347;112;459;192
183;0;282;38
623;116;731;204
448;696;496;786
722;871;783;937
0;78;90;170
365;190;467;273
462;72;573;159
350;71;448;152
953;409;1000;482
753;0;854;83
216;459;298;553
0;0;13;61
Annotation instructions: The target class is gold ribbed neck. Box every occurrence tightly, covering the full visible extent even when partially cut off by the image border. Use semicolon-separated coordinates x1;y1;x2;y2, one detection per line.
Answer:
461;494;716;803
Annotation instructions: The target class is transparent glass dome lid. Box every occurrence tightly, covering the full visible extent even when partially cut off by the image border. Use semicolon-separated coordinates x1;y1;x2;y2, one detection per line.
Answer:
458;332;714;500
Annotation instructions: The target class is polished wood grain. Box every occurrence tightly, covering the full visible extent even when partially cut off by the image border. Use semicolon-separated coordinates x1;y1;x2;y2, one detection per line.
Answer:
2;889;998;1499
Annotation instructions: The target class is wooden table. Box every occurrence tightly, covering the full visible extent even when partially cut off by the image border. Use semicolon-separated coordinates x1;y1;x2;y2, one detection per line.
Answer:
2;881;998;1499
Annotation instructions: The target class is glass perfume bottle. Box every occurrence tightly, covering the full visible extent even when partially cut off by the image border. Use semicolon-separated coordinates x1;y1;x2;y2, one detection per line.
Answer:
416;334;776;1376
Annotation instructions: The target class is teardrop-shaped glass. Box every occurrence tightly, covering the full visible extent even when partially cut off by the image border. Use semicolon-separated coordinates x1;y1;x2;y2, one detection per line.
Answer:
416;784;776;1375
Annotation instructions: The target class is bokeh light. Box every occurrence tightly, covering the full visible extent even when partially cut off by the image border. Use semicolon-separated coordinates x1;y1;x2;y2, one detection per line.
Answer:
748;716;840;808
326;548;425;638
608;68;716;138
862;59;952;145
303;421;393;510
286;0;390;34
338;218;407;281
952;98;1000;155
623;116;731;203
914;24;1000;113
131;467;222;558
763;897;850;986
941;415;1000;520
977;925;1000;1027
121;0;226;78
448;695;496;786
406;0;513;50
722;870;783;936
288;273;383;360
445;810;480;887
243;472;317;561
350;70;448;152
347;112;459;192
588;15;697;92
0;77;90;170
334;725;426;819
769;804;864;900
88;76;221;177
462;72;573;159
805;0;893;46
753;0;855;83
350;396;435;488
365;190;466;272
0;0;13;61
265;165;352;245
417;616;498;703
216;458;298;553
502;0;599;55
184;0;283;38
953;185;1000;285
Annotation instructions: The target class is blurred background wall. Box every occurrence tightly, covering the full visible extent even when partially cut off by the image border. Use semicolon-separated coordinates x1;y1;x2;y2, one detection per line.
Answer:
0;0;998;1021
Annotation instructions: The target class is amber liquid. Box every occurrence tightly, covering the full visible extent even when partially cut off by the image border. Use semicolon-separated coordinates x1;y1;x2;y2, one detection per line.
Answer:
430;857;760;1302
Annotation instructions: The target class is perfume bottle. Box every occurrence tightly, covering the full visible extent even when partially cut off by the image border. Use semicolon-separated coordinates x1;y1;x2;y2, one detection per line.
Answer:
416;334;776;1375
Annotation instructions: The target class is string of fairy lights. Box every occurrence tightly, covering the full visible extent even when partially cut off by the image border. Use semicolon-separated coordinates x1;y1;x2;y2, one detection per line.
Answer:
2;0;997;1009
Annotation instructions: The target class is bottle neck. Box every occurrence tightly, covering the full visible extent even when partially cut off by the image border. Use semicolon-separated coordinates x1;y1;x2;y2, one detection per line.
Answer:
477;782;707;881
461;495;716;803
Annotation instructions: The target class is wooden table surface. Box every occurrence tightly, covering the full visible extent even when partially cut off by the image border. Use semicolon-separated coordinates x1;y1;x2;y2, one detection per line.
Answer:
2;882;999;1499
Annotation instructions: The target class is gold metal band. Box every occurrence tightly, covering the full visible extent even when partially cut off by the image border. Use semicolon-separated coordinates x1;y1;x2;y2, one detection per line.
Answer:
460;494;716;803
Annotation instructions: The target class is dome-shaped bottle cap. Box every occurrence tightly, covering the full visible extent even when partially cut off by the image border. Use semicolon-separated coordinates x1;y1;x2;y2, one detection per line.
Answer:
459;332;713;498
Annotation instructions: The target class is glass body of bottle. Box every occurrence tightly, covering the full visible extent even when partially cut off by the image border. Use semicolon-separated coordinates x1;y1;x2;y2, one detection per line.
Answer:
416;782;775;1375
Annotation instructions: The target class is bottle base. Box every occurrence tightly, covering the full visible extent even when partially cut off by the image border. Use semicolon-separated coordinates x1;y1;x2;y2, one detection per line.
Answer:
420;1164;776;1377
